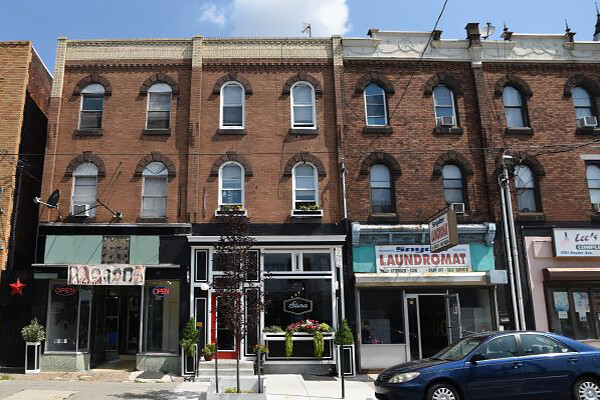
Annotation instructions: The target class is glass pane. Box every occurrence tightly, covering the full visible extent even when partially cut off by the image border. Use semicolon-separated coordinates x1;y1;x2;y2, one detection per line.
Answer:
222;106;243;126
433;86;453;106
144;280;180;352
367;116;387;126
295;164;315;178
442;165;461;179
503;86;523;107
478;335;518;359
521;334;571;355
73;163;98;177
46;283;79;351
264;253;292;272
78;288;91;352
366;104;386;117
593;290;600;338
371;188;392;213
302;253;331;271
264;279;333;327
148;83;172;93
576;108;594;119
81;84;105;95
82;96;103;111
515;166;535;189
149;93;171;111
505;108;525;128
550;290;574;338
444;188;464;204
144;178;167;196
451;288;494;335
587;165;600;198
359;289;404;344
573;87;592;107
364;84;384;97
295;189;315;201
293;85;312;104
222;164;241;180
142;197;166;217
435;106;455;118
222;189;242;204
147;112;170;129
79;112;102;129
293;106;314;124
143;162;168;176
516;189;537;212
223;84;243;105
295;176;315;190
573;291;594;339
370;164;390;185
591;188;600;204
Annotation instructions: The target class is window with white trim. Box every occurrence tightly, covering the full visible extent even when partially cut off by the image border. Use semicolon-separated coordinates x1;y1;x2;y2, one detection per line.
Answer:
146;83;172;129
142;162;168;218
514;165;538;212
291;82;316;128
220;82;244;128
293;163;317;210
79;84;105;130
573;87;597;127
503;86;527;128
364;83;387;126
370;164;393;214
586;164;600;204
442;164;465;205
72;163;98;217
433;85;457;126
219;162;244;207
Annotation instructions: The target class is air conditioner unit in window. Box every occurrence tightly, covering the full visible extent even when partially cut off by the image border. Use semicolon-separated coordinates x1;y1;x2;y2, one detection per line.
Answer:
579;116;598;128
593;203;600;213
450;202;466;214
73;204;91;217
437;116;455;127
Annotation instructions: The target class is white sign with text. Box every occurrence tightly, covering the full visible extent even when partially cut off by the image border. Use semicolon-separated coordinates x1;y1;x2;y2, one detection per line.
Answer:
376;245;471;273
553;228;600;258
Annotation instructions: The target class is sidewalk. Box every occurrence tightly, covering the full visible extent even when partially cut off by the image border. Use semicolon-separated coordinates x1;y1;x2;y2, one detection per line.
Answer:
264;374;376;400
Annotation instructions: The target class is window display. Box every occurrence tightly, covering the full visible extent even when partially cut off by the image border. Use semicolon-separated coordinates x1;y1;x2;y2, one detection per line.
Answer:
46;283;91;352
359;289;404;344
143;280;180;353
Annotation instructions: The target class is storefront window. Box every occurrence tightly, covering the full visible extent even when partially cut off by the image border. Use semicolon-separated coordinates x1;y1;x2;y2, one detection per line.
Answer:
549;288;597;340
264;253;292;272
452;288;493;335
264;279;333;328
46;283;90;352
359;289;404;344
573;290;593;339
550;289;574;338
143;280;180;353
302;253;331;271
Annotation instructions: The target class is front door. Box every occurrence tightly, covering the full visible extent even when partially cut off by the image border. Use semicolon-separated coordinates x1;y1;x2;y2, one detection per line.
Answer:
211;293;237;359
406;294;449;360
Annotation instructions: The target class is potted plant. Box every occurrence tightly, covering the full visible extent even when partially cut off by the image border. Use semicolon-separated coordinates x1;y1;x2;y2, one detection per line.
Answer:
180;318;199;376
291;202;323;217
284;320;331;359
215;204;247;217
21;318;45;374
202;343;217;361
334;319;356;377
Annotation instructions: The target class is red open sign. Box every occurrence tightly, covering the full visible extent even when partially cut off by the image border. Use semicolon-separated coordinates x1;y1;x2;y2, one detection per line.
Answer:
55;286;77;296
152;287;170;297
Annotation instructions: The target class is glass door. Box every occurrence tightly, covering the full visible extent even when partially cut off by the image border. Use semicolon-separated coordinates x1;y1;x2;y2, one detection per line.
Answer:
405;294;450;360
445;293;462;343
405;295;421;360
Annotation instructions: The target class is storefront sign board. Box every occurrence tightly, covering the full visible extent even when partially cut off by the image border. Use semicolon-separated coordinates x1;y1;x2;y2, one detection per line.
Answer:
428;210;459;253
376;245;471;273
68;264;145;285
553;228;600;258
283;297;313;315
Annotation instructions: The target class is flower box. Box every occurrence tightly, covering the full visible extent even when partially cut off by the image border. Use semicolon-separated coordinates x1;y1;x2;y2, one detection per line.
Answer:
215;208;248;217
291;209;323;218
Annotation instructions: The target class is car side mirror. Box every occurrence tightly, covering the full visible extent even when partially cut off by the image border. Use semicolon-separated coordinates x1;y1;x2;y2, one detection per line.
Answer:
470;354;487;364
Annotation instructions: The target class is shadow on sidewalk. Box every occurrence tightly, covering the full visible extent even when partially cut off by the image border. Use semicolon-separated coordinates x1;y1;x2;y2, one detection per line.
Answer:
113;390;206;399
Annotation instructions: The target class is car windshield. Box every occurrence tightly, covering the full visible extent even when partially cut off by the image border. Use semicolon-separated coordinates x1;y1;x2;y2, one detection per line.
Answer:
432;336;488;361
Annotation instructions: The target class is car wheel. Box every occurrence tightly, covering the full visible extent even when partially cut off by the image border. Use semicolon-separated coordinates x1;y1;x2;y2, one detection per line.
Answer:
574;376;600;400
426;383;460;400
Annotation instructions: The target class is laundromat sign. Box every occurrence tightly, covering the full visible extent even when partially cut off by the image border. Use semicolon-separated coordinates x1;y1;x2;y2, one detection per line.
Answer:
376;245;471;273
553;228;600;258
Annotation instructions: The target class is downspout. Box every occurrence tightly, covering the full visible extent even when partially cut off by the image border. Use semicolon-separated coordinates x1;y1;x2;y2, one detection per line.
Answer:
340;159;348;220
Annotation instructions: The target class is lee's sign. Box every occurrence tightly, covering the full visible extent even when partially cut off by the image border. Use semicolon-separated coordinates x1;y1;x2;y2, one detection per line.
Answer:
553;228;600;258
376;245;471;273
429;210;459;252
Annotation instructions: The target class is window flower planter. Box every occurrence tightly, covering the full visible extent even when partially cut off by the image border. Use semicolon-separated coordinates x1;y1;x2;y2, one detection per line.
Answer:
262;332;334;360
291;209;323;218
215;207;247;217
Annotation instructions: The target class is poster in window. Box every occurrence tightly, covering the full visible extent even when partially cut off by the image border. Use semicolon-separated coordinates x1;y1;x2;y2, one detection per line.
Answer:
553;291;569;319
68;264;145;285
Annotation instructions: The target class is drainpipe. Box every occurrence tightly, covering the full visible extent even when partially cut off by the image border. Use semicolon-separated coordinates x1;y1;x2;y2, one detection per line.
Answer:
340;159;348;220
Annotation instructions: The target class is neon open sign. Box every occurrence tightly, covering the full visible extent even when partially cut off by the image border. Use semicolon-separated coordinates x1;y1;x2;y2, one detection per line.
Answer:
54;286;77;296
152;286;170;298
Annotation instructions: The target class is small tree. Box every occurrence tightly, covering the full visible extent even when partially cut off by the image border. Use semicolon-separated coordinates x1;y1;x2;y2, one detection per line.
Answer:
180;318;199;356
213;207;265;393
334;319;354;346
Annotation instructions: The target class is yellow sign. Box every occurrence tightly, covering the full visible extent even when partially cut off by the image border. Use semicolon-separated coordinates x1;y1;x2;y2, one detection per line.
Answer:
196;322;203;328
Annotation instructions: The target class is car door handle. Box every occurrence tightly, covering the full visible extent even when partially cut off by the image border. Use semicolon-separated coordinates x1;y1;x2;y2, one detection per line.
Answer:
512;362;523;369
568;357;579;364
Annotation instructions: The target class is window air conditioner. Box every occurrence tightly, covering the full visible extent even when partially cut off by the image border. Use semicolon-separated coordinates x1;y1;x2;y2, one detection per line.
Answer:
437;116;455;127
579;116;598;128
450;202;466;214
593;203;600;213
73;204;91;217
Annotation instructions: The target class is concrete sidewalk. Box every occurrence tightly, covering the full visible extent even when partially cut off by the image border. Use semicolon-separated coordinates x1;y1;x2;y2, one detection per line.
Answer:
265;375;375;400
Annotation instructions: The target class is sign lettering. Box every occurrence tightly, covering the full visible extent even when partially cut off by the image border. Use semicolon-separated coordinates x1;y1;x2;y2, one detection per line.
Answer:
283;297;313;315
376;245;471;273
553;228;600;258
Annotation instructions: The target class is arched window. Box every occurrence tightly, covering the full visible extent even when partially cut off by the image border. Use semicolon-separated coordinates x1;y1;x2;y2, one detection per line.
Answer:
573;87;597;127
503;86;528;128
370;164;393;213
442;164;465;205
79;84;105;130
220;82;244;128
219;162;244;207
293;163;317;209
514;165;538;212
142;162;168;217
291;82;316;128
146;83;172;129
433;85;457;126
72;163;98;216
587;164;600;205
364;83;387;126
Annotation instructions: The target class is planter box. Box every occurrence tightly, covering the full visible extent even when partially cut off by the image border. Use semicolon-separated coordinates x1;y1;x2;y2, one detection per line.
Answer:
208;376;267;400
181;344;198;376
263;333;334;360
335;344;356;377
215;209;247;217
25;342;41;374
291;209;323;218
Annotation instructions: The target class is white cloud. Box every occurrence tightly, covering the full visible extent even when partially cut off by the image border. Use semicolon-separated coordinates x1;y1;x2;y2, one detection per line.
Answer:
199;0;350;36
200;3;228;28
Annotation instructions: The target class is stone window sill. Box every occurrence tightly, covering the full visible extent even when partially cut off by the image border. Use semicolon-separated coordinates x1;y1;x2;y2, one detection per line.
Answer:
363;126;393;135
516;212;546;222
369;213;398;221
576;127;600;135
75;129;102;137
433;126;463;134
505;127;534;136
137;217;167;223
289;128;318;135
217;128;246;135
142;129;171;136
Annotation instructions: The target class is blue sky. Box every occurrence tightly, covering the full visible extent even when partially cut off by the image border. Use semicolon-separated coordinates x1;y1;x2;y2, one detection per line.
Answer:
1;0;598;72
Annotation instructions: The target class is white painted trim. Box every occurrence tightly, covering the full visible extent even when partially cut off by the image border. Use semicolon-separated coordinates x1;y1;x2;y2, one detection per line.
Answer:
219;81;245;129
290;81;317;129
141;162;168;218
432;84;457;126
581;154;600;161
292;162;319;210
145;84;172;130
187;235;346;243
363;83;387;126
218;161;245;208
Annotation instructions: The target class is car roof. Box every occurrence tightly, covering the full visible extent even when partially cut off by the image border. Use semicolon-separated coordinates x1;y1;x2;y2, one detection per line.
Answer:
463;331;599;352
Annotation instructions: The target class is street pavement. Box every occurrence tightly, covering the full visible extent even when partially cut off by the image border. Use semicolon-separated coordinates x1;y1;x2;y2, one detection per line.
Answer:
0;374;376;400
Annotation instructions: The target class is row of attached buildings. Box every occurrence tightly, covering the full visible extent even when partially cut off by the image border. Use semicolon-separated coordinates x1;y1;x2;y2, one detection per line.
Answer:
3;19;600;374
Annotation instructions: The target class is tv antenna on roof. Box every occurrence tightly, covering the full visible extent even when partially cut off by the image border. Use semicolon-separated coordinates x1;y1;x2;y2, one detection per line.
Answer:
301;22;312;38
481;22;496;39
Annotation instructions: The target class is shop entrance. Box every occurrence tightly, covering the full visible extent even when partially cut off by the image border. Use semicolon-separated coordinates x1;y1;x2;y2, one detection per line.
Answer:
405;294;461;360
210;293;237;359
90;286;140;368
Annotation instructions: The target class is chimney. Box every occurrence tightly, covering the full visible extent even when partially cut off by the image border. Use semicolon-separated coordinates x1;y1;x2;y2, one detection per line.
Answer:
595;4;600;41
465;23;481;46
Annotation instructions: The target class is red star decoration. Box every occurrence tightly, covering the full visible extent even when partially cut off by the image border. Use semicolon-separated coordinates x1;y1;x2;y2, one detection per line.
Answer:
9;278;25;296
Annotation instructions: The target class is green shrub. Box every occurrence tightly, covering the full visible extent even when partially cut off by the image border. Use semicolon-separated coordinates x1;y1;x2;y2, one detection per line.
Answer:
334;319;354;345
263;325;284;333
180;318;199;356
314;331;324;359
21;319;45;342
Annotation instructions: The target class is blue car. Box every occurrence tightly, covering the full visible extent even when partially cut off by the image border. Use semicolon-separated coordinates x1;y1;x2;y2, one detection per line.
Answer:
375;331;600;400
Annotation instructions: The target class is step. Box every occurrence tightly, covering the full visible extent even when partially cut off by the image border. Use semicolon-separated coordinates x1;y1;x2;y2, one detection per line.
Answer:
196;368;254;377
197;360;254;369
